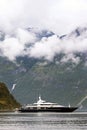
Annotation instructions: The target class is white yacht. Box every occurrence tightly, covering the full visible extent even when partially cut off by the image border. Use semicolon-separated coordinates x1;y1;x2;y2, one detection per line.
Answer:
18;96;78;112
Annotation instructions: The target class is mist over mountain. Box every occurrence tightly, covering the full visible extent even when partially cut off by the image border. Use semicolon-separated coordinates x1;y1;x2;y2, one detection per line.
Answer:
0;26;87;111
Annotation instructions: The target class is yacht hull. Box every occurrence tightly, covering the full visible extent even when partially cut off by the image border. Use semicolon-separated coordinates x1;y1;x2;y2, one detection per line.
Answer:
18;107;78;113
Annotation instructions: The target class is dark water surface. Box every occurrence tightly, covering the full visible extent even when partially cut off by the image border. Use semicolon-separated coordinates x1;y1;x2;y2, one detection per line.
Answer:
0;112;87;130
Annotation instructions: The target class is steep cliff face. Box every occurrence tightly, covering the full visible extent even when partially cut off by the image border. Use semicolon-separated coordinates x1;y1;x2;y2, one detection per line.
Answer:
0;82;20;111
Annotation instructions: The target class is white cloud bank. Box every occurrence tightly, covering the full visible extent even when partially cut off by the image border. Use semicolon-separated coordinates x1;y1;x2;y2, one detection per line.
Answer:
0;28;36;61
0;0;87;63
0;27;87;64
29;30;87;62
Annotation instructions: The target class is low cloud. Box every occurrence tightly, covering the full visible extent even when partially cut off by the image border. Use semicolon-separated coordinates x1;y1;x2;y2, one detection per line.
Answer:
28;28;87;63
0;28;37;61
60;54;80;64
29;35;61;61
0;37;23;61
0;27;87;64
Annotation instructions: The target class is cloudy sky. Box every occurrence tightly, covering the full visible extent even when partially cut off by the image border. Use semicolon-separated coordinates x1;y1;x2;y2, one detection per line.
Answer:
0;0;87;62
0;0;87;34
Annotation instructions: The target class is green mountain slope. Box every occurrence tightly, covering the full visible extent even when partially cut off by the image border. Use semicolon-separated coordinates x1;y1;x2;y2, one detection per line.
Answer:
0;54;87;110
0;82;20;111
13;54;87;108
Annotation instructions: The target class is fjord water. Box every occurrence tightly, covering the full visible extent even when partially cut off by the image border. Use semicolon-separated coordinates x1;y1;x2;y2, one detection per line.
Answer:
0;112;87;130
